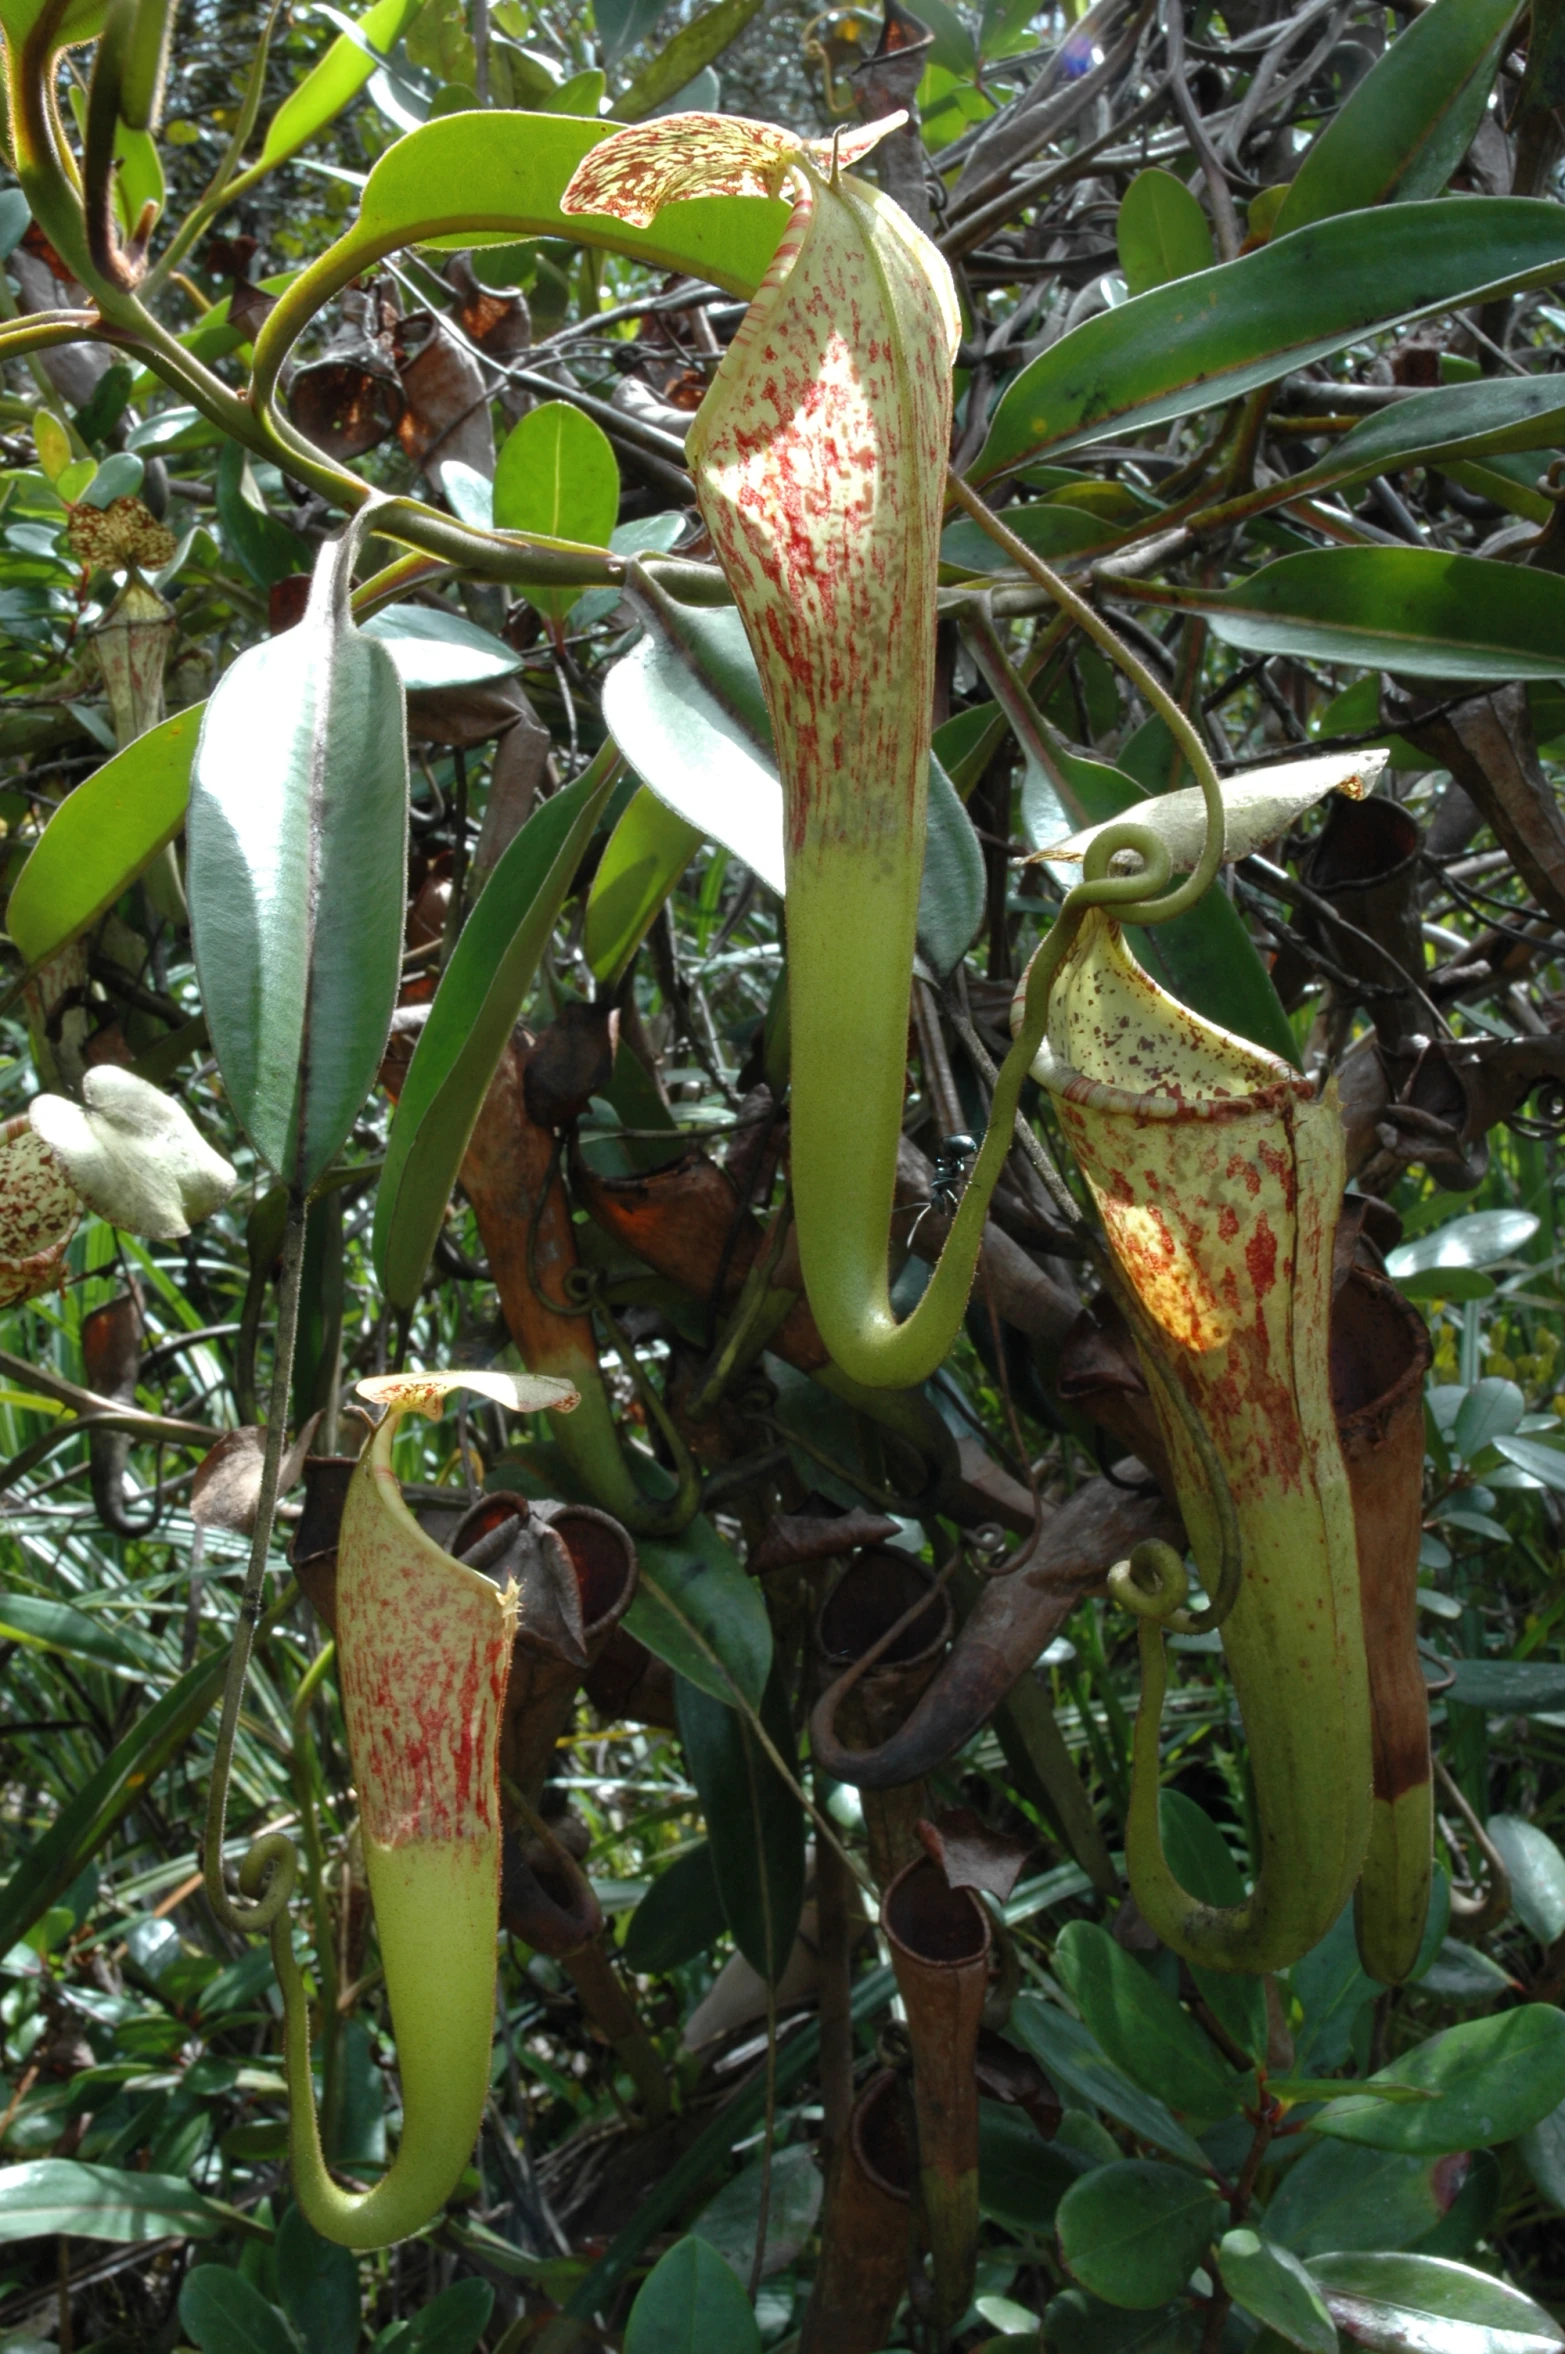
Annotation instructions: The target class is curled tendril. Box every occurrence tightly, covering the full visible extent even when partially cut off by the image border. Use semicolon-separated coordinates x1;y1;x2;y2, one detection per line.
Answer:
235;1827;299;1932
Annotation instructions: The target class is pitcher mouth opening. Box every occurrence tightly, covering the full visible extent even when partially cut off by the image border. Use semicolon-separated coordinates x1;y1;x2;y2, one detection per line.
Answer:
1032;1037;1316;1128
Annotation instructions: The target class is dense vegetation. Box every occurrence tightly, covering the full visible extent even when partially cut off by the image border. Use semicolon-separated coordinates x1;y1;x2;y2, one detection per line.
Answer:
6;0;1565;2347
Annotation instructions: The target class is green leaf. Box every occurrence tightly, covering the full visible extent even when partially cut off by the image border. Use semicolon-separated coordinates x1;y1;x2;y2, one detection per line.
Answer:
585;784;702;987
0;2159;224;2244
257;0;428;170
0;1643;229;1953
361;604;523;690
180;2267;298;2354
676;1666;804;1982
1056;2160;1224;2310
1043;2288;1200;2353
374;748;618;1306
1520;2089;1565;2212
1053;1921;1245;2123
624;2235;762;2354
1264;2143;1459;2260
1117;168;1214;295
0;1591;160;1674
1485;1815;1565;1944
1159;1789;1269;2061
979;2100;1094;2234
628;1519;775;1711
615;0;765;118
1306;2252;1564;2353
1491;1434;1565;1493
1181;550;1565;682
1275;0;1521;236
1310;2005;1565;2153
917;752;985;981
976;198;1565;478
601;602;784;891
262;117;786;384
275;2207;359;2354
1289;1905;1377;2075
1284;376;1565;511
1218;2229;1338;2354
1452;1376;1526;1459
189;528;408;1196
691;2143;821;2282
1007;1997;1212;2169
623;1841;726;1974
493;401;620;626
942;499;1123;573
1441;1657;1565;1713
403;2280;494;2354
215;441;310;590
6;705;202;969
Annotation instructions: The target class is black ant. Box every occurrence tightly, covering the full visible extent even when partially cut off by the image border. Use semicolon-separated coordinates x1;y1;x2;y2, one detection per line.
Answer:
905;1132;978;1243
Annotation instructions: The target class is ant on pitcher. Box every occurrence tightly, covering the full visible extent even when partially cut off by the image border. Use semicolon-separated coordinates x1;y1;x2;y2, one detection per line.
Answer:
904;1133;978;1245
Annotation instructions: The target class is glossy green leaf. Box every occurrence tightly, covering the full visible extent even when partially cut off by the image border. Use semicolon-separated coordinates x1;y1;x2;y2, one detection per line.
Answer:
402;2279;494;2354
1307;2253;1564;2353
1043;2288;1200;2353
1053;1921;1245;2122
1440;1658;1565;1713
917;753;985;981
276;2205;360;2354
374;748;618;1306
629;1516;774;1711
0;1642;229;1954
0;2159;223;2244
624;2235;762;2354
1218;2229;1337;2354
976;198;1565;478
676;1667;804;1983
1289;1905;1378;2075
0;1591;159;1673
585;784;702;987
1286;377;1565;510
215;440;310;590
1117;167;1214;294
1275;0;1521;236
1159;1789;1269;2061
6;705;202;969
1491;1434;1565;1493
691;2143;821;2283
361;603;522;689
1007;1997;1212;2168
1452;1377;1526;1459
1056;2160;1223;2310
494;401;620;626
614;0;765;119
257;0;429;170
1264;2143;1459;2259
1520;2090;1565;2212
256;114;787;392
1185;550;1565;682
1389;1209;1539;1277
623;1841;726;1974
979;2101;1094;2234
1311;2005;1565;2152
189;529;408;1196
601;602;784;891
942;499;1122;573
180;2267;297;2354
1487;1815;1565;1943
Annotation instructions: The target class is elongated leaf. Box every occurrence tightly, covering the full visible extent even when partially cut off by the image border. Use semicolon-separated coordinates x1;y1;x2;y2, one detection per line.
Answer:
189;530;408;1195
257;115;787;389
1054;1921;1245;2122
0;2159;224;2244
494;402;621;627
275;2205;360;2354
1218;2229;1337;2354
1484;1816;1565;1945
977;198;1565;477
181;2267;299;2354
1387;1209;1539;1276
257;0;428;170
676;1667;804;1982
623;1842;726;1974
585;784;703;986
1038;751;1379;872
1311;2005;1565;2153
0;1642;229;1953
361;604;522;689
403;2280;493;2354
1007;1996;1212;2168
1159;1789;1269;2061
1275;0;1521;235
624;2235;762;2354
630;1516;772;1711
1117;167;1214;293
6;705;202;969
602;604;785;891
1056;2161;1224;2310
0;1590;159;1673
1285;376;1565;509
1441;1657;1565;1713
1307;2253;1564;2354
1178;549;1565;681
1492;1434;1565;1493
917;753;985;980
375;749;619;1307
692;2144;821;2283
